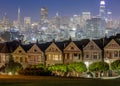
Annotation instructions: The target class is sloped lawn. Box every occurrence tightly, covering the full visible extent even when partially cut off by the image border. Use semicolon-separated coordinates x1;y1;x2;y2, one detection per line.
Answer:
0;75;120;86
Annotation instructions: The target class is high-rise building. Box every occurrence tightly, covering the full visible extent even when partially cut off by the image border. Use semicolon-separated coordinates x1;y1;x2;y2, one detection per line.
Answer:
54;12;61;29
2;13;10;30
86;17;106;39
82;12;91;21
24;17;31;29
17;8;21;28
40;7;48;24
106;11;113;29
99;0;106;19
107;11;112;21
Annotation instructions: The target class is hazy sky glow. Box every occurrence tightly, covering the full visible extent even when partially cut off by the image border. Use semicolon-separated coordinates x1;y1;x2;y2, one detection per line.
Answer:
0;0;120;21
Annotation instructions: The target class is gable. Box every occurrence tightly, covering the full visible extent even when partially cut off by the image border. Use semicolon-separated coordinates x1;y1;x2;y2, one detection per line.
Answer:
27;44;43;53
13;45;26;55
64;42;81;52
45;42;61;53
83;41;101;51
104;39;120;50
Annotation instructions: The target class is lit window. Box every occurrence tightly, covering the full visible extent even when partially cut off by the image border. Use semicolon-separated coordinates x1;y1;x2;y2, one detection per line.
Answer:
48;54;51;60
59;55;62;60
53;55;59;61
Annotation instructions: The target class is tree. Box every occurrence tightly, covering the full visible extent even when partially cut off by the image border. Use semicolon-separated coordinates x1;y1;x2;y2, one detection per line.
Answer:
5;55;22;75
89;61;109;72
89;61;109;77
67;62;87;73
111;60;120;70
67;62;87;77
48;64;67;76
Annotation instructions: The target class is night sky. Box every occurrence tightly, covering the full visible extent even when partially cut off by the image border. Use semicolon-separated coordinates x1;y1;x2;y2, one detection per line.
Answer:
0;0;120;22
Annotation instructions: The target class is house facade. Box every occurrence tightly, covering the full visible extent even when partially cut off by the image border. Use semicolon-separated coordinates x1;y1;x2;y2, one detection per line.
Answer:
83;40;102;66
45;42;63;66
104;39;120;63
0;43;10;67
64;41;82;64
1;38;120;68
12;45;28;67
27;44;44;65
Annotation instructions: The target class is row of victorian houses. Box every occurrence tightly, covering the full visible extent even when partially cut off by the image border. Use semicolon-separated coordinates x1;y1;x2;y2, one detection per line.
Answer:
0;35;120;68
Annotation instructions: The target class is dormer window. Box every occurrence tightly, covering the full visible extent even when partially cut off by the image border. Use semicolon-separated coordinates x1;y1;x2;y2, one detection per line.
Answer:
71;47;74;50
34;49;37;52
19;50;22;53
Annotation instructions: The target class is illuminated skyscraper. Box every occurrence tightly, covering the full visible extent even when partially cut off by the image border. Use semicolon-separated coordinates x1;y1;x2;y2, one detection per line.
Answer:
86;17;106;39
24;17;31;29
40;7;48;24
17;8;21;28
54;12;61;28
99;0;106;19
3;13;10;30
82;12;91;21
99;0;106;38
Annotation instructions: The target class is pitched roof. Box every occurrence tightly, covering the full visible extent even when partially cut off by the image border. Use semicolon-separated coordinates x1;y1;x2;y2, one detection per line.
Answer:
0;40;20;53
37;42;51;52
93;39;103;50
20;44;34;52
74;39;90;51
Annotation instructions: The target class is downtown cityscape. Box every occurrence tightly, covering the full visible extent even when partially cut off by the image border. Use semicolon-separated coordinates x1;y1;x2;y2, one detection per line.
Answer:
1;0;120;86
0;0;120;43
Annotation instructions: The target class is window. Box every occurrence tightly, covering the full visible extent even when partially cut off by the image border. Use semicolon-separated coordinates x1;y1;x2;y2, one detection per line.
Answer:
34;49;37;52
114;51;118;57
19;50;22;53
93;52;98;59
86;55;89;58
48;54;51;60
74;53;77;57
20;57;23;62
37;56;41;62
53;55;59;61
93;55;97;59
67;54;69;59
71;47;74;50
85;52;89;58
59;55;62;60
74;53;79;59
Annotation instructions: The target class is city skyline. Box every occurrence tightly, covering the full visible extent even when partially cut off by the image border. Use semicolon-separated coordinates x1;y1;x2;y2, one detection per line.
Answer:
0;0;120;22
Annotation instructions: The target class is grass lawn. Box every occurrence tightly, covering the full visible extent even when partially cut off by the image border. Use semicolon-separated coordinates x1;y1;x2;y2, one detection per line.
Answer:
0;75;120;86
